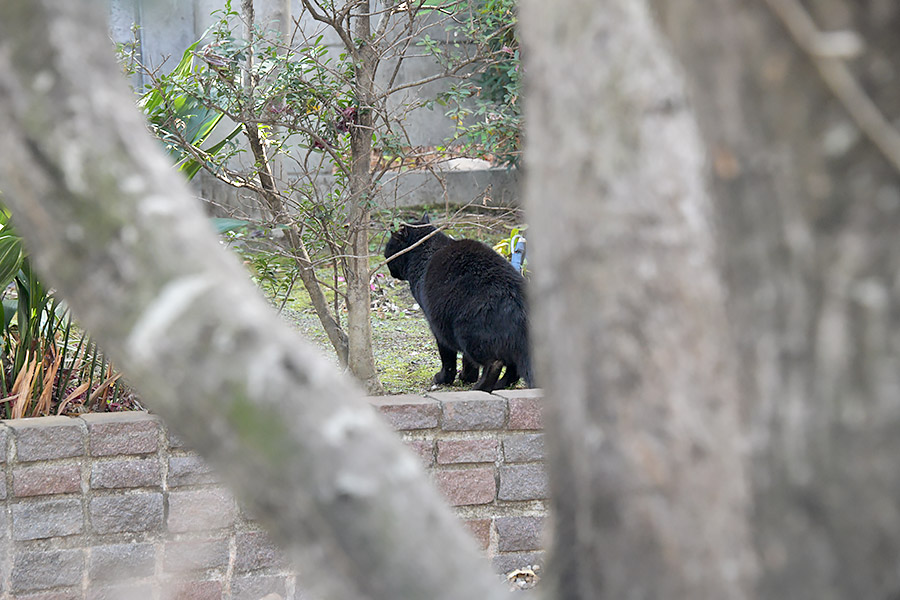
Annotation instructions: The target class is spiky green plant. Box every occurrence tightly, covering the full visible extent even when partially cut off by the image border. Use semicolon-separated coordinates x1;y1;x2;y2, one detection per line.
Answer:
0;208;137;418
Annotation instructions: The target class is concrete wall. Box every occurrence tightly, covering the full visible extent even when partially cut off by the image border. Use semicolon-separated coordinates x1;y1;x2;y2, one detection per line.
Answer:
196;164;520;218
108;0;520;211
0;389;546;599
109;0;470;148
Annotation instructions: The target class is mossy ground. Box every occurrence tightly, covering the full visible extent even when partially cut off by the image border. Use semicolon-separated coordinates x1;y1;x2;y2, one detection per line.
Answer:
239;206;526;395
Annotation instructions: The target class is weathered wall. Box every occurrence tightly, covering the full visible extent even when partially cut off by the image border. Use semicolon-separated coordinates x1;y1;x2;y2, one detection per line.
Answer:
0;389;546;599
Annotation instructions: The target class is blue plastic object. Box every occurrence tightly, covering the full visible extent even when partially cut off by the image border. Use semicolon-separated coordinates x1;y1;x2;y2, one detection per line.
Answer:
510;237;526;274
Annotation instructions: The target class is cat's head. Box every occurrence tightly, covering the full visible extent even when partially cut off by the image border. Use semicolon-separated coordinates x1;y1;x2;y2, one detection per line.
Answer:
384;214;436;280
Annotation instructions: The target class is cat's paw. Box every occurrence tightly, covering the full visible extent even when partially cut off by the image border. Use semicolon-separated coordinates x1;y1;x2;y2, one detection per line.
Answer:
460;361;479;383
432;369;456;386
460;370;479;384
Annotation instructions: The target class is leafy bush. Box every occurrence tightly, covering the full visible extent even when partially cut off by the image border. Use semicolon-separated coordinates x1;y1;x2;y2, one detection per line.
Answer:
434;0;521;166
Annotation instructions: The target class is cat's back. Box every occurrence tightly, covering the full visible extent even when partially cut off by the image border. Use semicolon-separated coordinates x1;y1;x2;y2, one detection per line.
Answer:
426;238;523;291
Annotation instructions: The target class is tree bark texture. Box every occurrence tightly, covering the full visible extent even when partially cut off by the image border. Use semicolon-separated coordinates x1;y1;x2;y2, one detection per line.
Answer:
652;1;900;598
521;1;755;598
0;2;504;599
346;0;383;394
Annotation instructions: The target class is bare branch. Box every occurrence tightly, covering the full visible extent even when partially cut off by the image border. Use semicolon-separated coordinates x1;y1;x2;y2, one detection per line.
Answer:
763;0;900;174
300;0;359;60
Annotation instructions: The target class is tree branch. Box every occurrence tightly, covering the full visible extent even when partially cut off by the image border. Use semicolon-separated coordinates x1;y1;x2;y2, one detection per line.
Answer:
762;0;900;174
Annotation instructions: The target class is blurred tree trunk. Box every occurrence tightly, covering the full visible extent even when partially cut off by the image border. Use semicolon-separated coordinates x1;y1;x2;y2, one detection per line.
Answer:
521;1;755;597
653;1;900;598
524;0;900;598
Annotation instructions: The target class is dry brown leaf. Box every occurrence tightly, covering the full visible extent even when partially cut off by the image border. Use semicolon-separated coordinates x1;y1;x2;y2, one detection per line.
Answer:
88;372;123;407
33;346;62;417
57;380;91;415
10;355;39;419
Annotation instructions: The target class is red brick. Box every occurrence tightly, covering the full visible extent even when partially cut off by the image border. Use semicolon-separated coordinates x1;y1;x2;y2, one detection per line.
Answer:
430;391;507;431
464;518;492;550
495;390;543;430
369;395;440;430
81;413;159;456
168;454;220;487
89;493;163;534
15;591;81;600
434;467;496;506
90;458;160;489
498;465;548;501
13;464;81;497
0;426;8;462
11;549;84;593
437;439;498;464
12;499;83;540
9;418;84;462
494;388;543;401
502;433;545;463
235;531;286;573
495;516;545;551
89;543;155;580
492;551;545;575
403;440;434;466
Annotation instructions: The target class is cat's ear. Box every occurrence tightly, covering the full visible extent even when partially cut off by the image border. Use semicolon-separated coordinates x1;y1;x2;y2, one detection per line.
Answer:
420;213;431;224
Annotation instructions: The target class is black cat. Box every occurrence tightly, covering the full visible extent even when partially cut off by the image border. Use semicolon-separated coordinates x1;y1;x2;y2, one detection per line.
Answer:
384;215;532;392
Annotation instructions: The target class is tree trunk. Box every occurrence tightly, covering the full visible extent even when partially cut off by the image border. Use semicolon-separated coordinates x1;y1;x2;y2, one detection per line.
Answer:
246;122;351;365
526;0;900;596
521;0;755;597
653;1;900;597
0;2;503;599
346;0;383;394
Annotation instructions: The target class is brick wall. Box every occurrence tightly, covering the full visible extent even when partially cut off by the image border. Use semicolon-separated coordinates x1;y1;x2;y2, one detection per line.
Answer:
0;389;546;599
370;388;547;574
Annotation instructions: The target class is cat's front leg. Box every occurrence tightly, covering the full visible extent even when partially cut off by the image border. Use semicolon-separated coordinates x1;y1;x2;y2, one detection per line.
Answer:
433;342;458;385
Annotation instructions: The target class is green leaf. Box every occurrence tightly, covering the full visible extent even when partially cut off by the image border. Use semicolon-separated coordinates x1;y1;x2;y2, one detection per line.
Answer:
1;299;16;330
178;124;242;180
0;232;23;290
138;39;202;114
